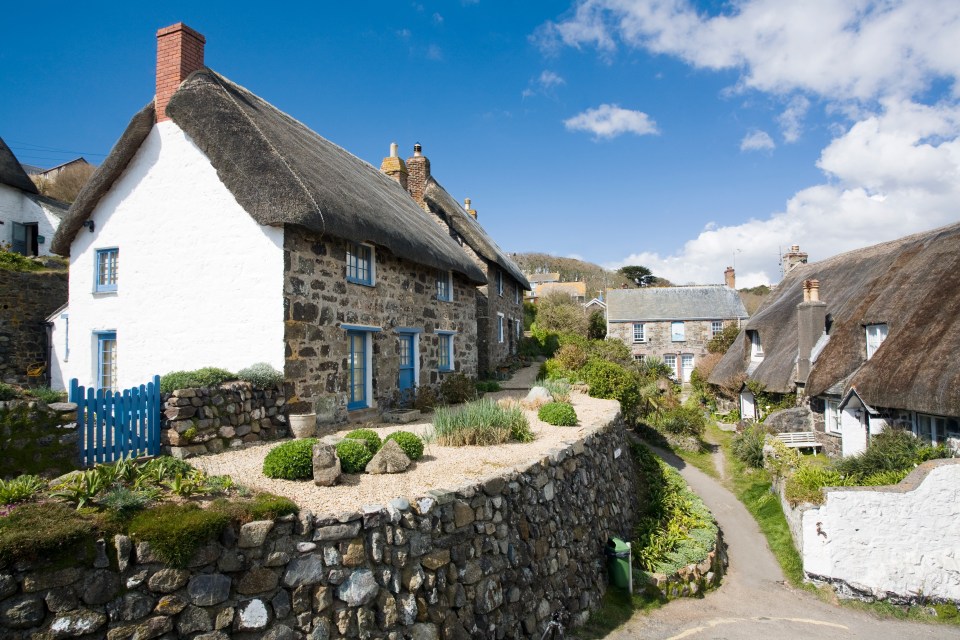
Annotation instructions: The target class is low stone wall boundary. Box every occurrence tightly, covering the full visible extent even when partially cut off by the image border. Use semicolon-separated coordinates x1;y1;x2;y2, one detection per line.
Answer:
642;529;727;601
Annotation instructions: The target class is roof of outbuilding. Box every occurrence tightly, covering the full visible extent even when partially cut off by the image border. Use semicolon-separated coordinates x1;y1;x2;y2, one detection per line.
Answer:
0;137;39;194
51;70;487;284
423;177;530;289
709;222;960;418
606;285;748;322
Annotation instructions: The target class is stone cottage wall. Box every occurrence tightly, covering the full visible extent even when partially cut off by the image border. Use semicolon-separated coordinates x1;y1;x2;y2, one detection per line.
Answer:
0;269;67;385
607;318;737;367
161;382;288;458
477;262;524;378
0;413;639;639
283;227;478;424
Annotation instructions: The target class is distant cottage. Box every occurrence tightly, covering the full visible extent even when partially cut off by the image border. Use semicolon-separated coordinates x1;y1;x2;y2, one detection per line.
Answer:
49;23;496;425
0;137;68;257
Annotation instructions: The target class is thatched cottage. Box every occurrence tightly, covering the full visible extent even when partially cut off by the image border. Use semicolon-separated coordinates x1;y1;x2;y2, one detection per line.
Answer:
49;23;487;423
710;223;960;456
0;137;68;257
381;145;530;376
606;280;748;382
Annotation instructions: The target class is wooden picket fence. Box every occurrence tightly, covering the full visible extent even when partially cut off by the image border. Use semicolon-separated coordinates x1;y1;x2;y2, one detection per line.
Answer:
69;375;161;467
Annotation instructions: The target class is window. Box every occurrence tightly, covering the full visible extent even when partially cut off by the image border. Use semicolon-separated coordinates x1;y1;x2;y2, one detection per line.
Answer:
750;331;764;359
915;414;960;445
711;321;723;338
516;319;521;341
663;354;678;379
347;330;369;409
497;270;504;296
632;323;645;343
515;285;520;305
346;243;374;286
633;354;645;363
865;324;888;359
97;332;117;390
671;321;685;342
95;248;119;292
825;398;841;434
497;313;505;343
436;270;453;302
437;332;455;371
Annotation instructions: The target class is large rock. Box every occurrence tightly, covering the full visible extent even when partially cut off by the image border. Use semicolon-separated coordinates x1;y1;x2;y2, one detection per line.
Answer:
282;555;325;588
48;609;107;639
82;568;120;605
187;574;232;606
765;405;812;433
312;442;341;486
147;568;189;593
337;569;379;606
522;386;552;408
365;438;411;474
237;598;271;631
0;595;45;629
178;605;213;635
239;520;275;548
107;592;154;622
237;567;279;595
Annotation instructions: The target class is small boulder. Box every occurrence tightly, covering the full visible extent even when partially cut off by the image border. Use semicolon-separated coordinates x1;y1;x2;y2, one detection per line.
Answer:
312;443;341;487
365;439;411;475
521;386;552;409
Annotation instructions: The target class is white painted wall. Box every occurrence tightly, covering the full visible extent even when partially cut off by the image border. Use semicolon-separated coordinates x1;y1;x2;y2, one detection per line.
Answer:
802;462;960;602
47;308;69;391
54;121;285;390
0;184;62;256
840;408;867;456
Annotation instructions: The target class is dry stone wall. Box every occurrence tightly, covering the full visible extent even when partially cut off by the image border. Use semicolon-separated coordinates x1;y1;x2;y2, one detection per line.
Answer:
0;414;639;639
161;382;288;458
0;270;67;385
0;400;79;478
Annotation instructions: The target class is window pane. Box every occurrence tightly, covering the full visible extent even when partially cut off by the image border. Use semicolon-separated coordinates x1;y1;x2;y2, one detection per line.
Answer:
671;321;685;341
633;323;644;342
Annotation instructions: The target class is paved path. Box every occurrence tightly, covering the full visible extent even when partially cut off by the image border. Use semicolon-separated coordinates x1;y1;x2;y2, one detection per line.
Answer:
603;446;960;640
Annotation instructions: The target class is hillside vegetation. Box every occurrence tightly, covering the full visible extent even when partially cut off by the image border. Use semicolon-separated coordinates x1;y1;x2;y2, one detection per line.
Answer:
512;252;633;299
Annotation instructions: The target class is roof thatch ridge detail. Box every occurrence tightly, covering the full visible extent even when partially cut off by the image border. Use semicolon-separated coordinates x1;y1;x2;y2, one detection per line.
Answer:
51;102;156;255
0;137;39;194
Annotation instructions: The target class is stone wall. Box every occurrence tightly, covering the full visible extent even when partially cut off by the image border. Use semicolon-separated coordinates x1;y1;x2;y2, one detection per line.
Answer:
476;263;524;378
642;530;726;600
161;382;288;458
607;319;737;367
0;400;79;478
283;227;478;424
0;269;67;385
0;413;639;639
801;459;960;605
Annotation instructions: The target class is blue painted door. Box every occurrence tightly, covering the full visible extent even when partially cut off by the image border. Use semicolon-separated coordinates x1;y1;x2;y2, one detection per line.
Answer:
348;331;367;410
398;334;415;401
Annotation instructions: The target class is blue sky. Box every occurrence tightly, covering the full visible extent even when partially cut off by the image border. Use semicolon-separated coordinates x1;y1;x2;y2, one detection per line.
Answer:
3;1;958;287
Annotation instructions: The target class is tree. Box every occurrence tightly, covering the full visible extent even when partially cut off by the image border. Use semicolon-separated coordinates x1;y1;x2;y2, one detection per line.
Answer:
33;163;96;203
536;291;588;336
618;265;654;287
587;310;606;340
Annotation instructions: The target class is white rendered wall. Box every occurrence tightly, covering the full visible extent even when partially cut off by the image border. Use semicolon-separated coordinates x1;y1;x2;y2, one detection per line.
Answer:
840;409;866;456
48;310;68;391
802;462;960;602
0;184;61;256
57;121;285;390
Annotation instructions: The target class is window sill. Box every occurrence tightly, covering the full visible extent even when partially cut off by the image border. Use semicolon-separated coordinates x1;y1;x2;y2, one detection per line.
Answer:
93;290;118;296
347;279;374;288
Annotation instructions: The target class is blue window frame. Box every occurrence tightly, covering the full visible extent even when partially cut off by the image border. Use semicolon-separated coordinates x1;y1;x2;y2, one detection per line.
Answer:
436;270;452;302
346;243;373;286
96;248;118;292
347;330;368;409
437;333;454;371
97;331;117;390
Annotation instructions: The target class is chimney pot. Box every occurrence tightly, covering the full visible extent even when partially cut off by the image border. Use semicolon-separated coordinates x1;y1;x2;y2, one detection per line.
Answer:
380;142;408;190
724;266;735;289
808;279;820;302
155;22;206;123
390;142;399;158
413;143;422;157
803;280;811;303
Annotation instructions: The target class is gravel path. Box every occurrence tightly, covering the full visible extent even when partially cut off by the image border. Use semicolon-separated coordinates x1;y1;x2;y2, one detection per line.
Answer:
193;366;620;518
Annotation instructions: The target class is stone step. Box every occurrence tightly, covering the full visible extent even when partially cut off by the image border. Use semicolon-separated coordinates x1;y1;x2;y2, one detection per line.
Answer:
347;408;380;424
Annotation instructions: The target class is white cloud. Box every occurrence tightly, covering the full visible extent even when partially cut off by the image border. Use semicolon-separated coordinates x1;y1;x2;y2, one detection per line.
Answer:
538;70;566;89
778;95;810;142
564;104;659;138
740;129;776;152
433;12;444;25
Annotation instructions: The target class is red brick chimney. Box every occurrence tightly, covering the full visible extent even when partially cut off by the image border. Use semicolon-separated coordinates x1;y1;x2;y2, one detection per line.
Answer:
724;266;735;289
155;23;206;123
406;143;431;206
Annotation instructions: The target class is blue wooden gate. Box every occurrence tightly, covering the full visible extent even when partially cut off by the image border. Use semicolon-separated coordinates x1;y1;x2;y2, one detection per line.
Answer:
69;375;161;467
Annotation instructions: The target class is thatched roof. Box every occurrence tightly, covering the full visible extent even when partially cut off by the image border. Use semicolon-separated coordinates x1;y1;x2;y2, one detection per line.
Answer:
52;70;487;283
0;137;38;194
607;285;748;322
709;222;960;418
422;177;529;288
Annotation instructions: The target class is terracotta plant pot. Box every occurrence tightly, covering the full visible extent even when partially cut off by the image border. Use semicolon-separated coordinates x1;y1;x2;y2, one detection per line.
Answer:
289;413;317;439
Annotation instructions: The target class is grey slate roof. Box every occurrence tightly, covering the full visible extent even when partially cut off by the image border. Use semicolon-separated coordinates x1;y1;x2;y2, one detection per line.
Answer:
52;70;487;284
0;137;39;194
606;285;748;323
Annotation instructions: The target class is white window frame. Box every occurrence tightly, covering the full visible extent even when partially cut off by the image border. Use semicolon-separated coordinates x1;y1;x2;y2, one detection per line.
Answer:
915;413;959;446
497;312;505;343
663;353;679;379
346;242;376;287
632;323;645;343
825;398;842;434
633;354;645;363
750;331;764;360
865;323;888;359
436;270;453;302
671;321;685;342
711;320;723;338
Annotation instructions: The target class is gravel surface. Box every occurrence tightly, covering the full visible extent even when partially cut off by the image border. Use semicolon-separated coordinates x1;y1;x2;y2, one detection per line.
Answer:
192;368;619;518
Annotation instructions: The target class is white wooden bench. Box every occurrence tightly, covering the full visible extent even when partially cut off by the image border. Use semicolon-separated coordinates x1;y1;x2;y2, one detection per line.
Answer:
776;431;822;452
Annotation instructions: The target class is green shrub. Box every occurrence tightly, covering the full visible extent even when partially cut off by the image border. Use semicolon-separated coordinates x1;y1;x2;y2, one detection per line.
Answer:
586;339;631;367
431;399;533;446
0;249;43;272
651;405;706;438
519;337;543;358
0;383;16;401
707;324;740;354
581;359;641;416
439;373;477;405
554;343;588;372
384;431;425;460
538;402;578;426
137;456;195;486
97;486;155;516
262;438;317;480
475;380;502;393
785;465;848;505
160;367;236;393
732;424;768;468
237;362;284;388
128;503;230;567
26;386;66;403
0;503;95;564
833;428;951;479
530;324;561;356
336;439;374;473
0;475;46;505
540;358;574;382
344;428;382;453
214;493;299;523
412;385;437;412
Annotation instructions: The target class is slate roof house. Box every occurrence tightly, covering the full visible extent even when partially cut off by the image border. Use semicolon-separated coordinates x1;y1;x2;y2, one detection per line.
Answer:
49;23;486;425
0;137;68;257
606;280;748;382
381;144;530;376
709;223;960;456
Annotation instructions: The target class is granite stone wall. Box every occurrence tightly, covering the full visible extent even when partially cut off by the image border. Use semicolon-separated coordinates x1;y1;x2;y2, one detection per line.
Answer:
0;269;67;385
161;382;288;459
0;413;639;639
283;227;478;425
607;318;737;369
476;263;524;378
